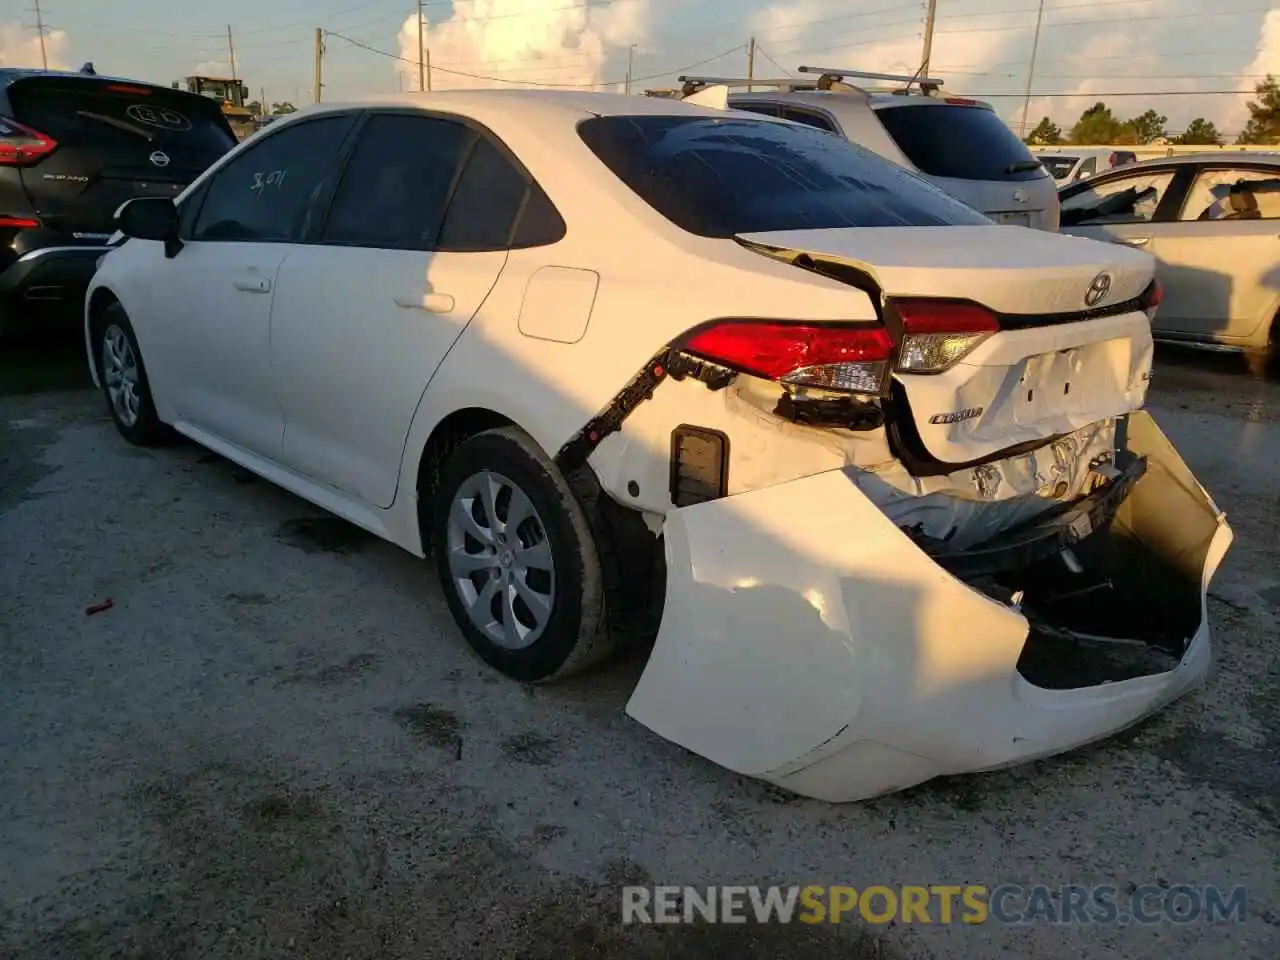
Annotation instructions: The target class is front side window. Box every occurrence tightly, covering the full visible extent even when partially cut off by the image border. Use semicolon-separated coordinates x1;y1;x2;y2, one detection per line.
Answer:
578;115;991;238
192;115;354;242
1059;171;1176;226
1180;168;1280;221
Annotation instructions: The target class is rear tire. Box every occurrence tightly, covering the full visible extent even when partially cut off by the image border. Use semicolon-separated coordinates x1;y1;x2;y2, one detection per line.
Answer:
431;426;612;682
95;304;171;447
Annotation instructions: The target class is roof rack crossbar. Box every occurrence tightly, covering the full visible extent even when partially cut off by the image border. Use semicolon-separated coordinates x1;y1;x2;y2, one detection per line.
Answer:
797;65;944;87
677;75;816;91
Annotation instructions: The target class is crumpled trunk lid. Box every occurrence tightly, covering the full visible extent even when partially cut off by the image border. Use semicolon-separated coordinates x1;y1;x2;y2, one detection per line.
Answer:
736;225;1157;467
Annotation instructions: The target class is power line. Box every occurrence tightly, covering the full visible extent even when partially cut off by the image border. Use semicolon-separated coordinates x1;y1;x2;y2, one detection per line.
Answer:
753;44;793;77
966;89;1260;97
323;30;747;89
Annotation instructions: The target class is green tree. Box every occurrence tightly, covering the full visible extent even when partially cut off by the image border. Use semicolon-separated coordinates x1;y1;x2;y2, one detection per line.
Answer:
270;101;297;115
1069;102;1122;144
1237;75;1280;144
1175;118;1221;145
1025;116;1064;145
1120;108;1167;145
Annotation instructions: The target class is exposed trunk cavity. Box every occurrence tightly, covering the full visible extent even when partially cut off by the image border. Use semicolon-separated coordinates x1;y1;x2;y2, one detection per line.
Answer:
907;413;1223;689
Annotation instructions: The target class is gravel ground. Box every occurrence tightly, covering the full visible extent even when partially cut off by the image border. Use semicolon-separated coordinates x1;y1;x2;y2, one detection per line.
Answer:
0;343;1277;959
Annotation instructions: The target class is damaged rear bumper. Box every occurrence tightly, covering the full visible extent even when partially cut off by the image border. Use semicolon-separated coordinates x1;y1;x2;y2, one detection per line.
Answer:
625;411;1232;802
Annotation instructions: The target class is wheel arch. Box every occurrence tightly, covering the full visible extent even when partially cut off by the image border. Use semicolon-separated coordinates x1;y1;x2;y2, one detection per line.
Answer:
85;286;121;386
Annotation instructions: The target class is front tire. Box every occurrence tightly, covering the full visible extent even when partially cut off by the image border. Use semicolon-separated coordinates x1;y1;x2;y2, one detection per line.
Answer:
96;304;170;446
431;426;611;682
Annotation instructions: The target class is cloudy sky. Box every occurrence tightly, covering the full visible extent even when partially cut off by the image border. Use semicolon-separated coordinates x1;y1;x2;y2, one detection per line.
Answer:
0;0;1276;136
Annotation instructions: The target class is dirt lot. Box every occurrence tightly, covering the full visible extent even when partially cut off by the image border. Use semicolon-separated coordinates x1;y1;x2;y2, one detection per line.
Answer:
1;343;1277;959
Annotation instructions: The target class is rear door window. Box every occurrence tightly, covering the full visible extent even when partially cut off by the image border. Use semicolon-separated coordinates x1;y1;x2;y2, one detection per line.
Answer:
9;79;236;153
873;103;1045;181
1179;168;1280;221
322;113;472;250
577;114;992;238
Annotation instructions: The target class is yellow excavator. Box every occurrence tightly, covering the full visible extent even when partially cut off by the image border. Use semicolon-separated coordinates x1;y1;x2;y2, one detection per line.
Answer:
173;75;255;140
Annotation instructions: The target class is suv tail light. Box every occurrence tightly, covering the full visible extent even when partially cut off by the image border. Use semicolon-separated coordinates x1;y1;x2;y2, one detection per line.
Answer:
892;298;999;374
0;117;57;166
1138;278;1163;319
683;320;894;395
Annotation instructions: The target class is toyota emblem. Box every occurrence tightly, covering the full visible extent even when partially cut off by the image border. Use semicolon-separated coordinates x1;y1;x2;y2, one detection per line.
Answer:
1085;272;1112;307
149;150;170;168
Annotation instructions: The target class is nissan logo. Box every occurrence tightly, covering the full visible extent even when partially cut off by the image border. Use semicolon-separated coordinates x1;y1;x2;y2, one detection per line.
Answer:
1085;272;1112;307
149;150;170;168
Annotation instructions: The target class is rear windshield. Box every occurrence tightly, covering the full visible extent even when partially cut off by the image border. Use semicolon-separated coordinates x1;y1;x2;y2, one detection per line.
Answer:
1040;156;1077;179
576;115;991;238
875;103;1045;182
9;79;237;153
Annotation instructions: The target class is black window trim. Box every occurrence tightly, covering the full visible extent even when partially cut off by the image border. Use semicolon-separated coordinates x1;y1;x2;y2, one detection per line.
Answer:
188;110;363;245
310;106;566;254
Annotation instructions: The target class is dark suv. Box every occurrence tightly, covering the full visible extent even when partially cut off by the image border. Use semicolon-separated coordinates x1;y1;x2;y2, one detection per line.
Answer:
0;66;237;333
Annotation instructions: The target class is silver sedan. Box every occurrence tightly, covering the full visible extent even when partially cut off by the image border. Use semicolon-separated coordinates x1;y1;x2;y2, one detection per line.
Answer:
1058;152;1280;371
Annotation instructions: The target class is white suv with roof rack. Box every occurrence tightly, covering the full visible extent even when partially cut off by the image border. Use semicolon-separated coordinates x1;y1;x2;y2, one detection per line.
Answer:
666;66;1059;231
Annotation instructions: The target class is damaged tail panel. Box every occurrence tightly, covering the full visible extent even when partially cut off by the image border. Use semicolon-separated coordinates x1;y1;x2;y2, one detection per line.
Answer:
624;411;1231;802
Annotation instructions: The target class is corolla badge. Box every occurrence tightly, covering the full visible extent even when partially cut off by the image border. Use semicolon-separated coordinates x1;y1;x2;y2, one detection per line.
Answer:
149;150;170;168
1084;272;1112;307
1012;188;1028;204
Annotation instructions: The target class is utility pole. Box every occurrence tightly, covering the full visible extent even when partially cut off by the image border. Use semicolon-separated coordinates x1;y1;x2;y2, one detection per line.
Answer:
921;0;937;77
32;0;48;70
624;44;635;95
313;28;323;103
417;0;426;92
426;48;432;91
746;36;755;92
226;24;237;80
1019;0;1046;138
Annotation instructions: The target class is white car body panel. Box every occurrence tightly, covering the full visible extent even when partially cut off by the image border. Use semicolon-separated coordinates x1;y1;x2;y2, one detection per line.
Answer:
83;90;1231;802
626;411;1232;801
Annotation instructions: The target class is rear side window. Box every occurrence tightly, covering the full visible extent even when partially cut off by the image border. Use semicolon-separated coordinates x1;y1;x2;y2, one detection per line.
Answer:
439;135;565;251
577;115;991;238
9;79;236;153
874;103;1044;182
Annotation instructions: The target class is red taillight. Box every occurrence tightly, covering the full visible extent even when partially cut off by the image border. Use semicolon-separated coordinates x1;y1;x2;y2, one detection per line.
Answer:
0;216;39;229
1139;278;1163;315
105;84;151;95
0;118;57;166
945;97;979;106
683;320;894;395
892;298;1000;373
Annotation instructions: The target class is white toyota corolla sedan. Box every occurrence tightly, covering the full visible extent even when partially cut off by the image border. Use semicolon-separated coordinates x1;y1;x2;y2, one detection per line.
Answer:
84;90;1232;802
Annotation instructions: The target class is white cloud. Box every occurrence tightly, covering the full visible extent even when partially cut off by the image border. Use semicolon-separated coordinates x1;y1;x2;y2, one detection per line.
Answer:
395;0;651;91
193;59;234;76
0;21;69;70
1224;8;1280;134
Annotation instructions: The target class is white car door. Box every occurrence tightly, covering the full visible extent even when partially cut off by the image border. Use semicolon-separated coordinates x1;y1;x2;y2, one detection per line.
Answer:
270;112;559;509
159;112;358;456
1138;165;1280;344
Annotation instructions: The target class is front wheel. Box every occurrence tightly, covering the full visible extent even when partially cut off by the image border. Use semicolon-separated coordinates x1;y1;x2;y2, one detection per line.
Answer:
431;426;611;682
96;304;171;446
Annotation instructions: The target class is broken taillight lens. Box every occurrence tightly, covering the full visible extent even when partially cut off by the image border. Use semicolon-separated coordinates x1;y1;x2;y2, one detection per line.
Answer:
0;117;57;166
683;320;894;395
892;298;1000;374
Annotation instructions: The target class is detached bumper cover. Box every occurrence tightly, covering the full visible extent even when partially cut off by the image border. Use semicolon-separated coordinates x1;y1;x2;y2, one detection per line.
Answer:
626;411;1232;802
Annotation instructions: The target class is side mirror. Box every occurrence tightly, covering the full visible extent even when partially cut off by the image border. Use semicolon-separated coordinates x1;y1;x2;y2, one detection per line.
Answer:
116;197;183;258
